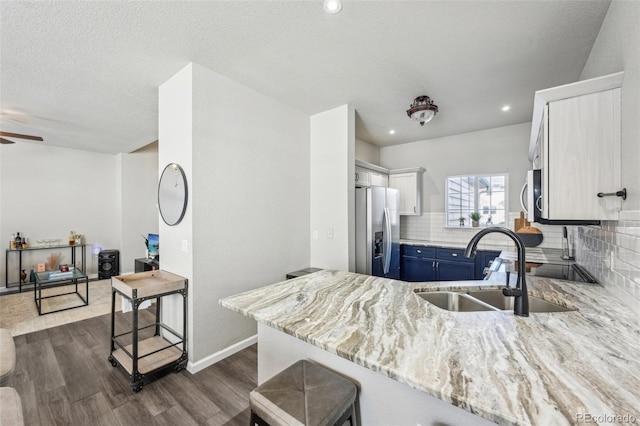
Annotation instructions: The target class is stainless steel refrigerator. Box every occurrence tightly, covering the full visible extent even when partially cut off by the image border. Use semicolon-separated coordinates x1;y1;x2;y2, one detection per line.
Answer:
355;186;400;279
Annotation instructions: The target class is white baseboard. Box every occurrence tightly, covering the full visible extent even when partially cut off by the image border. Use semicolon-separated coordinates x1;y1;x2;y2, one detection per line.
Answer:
186;334;257;374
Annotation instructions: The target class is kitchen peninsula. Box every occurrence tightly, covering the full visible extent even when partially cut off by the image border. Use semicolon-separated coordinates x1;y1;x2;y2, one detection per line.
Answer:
221;270;639;425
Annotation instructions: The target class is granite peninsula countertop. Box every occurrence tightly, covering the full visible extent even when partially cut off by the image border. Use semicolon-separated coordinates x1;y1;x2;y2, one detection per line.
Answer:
220;270;639;425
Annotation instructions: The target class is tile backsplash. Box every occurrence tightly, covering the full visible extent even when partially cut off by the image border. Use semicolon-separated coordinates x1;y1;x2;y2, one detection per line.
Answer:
572;210;640;311
401;212;564;250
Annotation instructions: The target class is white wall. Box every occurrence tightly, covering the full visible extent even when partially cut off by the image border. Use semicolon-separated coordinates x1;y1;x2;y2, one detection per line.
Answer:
119;142;159;272
355;137;380;165
310;105;355;271
0;143;120;286
380;123;532;214
159;63;311;367
158;64;194;358
579;0;640;211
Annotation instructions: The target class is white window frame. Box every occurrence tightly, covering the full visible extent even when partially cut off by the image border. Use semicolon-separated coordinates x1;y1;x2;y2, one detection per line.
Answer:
445;173;509;228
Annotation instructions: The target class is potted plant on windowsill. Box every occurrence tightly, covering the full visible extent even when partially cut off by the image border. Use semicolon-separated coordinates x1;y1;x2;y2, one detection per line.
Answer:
470;212;482;227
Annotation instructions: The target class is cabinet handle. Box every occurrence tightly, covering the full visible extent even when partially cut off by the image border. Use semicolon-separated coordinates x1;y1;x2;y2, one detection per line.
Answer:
451;253;457;257
432;261;436;270
597;188;627;200
416;249;421;254
413;206;416;213
355;172;359;182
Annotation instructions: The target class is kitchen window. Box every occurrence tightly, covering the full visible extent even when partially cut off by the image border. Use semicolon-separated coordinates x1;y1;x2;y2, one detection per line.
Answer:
446;174;508;227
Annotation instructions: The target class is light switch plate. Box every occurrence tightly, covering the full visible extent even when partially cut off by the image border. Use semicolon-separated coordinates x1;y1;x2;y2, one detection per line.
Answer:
181;239;189;253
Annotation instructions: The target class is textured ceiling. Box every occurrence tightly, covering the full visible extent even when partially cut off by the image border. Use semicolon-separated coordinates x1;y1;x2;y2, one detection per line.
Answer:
0;1;611;154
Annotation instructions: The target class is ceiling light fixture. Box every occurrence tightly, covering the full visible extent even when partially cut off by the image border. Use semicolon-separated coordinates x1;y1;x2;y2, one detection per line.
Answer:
389;130;396;135
407;95;438;126
323;0;342;14
502;105;511;112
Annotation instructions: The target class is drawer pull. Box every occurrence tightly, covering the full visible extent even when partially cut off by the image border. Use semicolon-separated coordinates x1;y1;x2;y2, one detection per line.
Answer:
417;250;421;254
451;253;458;257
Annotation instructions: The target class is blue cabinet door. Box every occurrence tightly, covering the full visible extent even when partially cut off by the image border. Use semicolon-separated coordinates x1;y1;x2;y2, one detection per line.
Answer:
436;260;475;281
401;256;436;282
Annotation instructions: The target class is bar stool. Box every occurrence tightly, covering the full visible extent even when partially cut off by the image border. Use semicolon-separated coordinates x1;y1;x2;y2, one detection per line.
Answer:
0;387;24;426
0;328;16;386
1;328;24;426
250;360;357;426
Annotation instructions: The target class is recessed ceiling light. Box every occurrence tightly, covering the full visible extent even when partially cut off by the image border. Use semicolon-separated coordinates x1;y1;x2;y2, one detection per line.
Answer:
323;0;342;14
501;105;511;112
389;130;396;135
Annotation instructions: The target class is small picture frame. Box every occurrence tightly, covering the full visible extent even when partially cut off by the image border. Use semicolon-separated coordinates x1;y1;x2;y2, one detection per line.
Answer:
37;263;46;272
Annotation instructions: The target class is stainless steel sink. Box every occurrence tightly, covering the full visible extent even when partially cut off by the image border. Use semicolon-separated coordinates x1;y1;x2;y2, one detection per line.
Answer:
466;290;576;313
416;290;576;313
416;292;498;312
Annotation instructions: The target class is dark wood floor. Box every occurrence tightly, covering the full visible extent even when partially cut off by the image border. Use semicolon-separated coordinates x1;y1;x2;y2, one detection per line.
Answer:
6;309;256;425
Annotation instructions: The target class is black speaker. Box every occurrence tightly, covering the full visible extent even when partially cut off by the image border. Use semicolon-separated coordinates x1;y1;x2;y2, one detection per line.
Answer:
98;250;120;279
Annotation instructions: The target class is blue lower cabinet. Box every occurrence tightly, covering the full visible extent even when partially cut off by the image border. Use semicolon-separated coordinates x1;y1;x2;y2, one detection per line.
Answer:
401;256;436;282
401;244;500;282
436;259;475;281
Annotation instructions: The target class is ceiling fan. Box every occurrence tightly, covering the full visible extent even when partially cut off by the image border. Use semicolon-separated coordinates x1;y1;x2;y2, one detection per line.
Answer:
0;131;44;145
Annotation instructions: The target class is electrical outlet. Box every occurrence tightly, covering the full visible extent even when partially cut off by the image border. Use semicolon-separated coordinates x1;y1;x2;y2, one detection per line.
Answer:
327;228;334;239
181;239;189;253
313;230;319;240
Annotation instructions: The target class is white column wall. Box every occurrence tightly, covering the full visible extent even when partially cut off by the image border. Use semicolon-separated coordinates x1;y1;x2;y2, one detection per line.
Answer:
158;64;194;357
159;63;310;368
310;105;355;271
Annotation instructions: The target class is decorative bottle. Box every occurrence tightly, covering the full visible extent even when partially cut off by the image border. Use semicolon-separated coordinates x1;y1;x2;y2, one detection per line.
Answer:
15;232;22;249
68;231;75;246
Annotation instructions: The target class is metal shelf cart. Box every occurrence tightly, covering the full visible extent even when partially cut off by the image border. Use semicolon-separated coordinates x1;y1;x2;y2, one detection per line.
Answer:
108;270;188;392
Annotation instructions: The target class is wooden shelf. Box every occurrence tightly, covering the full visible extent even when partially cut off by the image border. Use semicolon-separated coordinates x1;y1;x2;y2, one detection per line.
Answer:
112;335;182;375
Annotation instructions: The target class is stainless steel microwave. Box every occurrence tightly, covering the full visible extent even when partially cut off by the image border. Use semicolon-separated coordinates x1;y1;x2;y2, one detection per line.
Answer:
520;169;599;226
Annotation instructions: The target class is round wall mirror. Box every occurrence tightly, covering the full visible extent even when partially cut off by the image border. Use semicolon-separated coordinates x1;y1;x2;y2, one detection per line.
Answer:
158;163;188;226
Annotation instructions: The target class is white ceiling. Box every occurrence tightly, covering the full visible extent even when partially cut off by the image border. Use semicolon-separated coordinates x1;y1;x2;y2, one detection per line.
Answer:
0;0;611;154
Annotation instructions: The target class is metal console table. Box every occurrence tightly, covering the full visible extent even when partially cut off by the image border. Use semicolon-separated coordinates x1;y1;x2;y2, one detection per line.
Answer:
5;244;86;292
108;270;188;393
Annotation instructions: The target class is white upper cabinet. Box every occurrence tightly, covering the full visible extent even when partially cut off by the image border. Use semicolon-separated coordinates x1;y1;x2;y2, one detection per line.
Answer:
530;72;624;221
355;160;389;188
355;166;372;187
389;167;426;216
370;171;388;187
